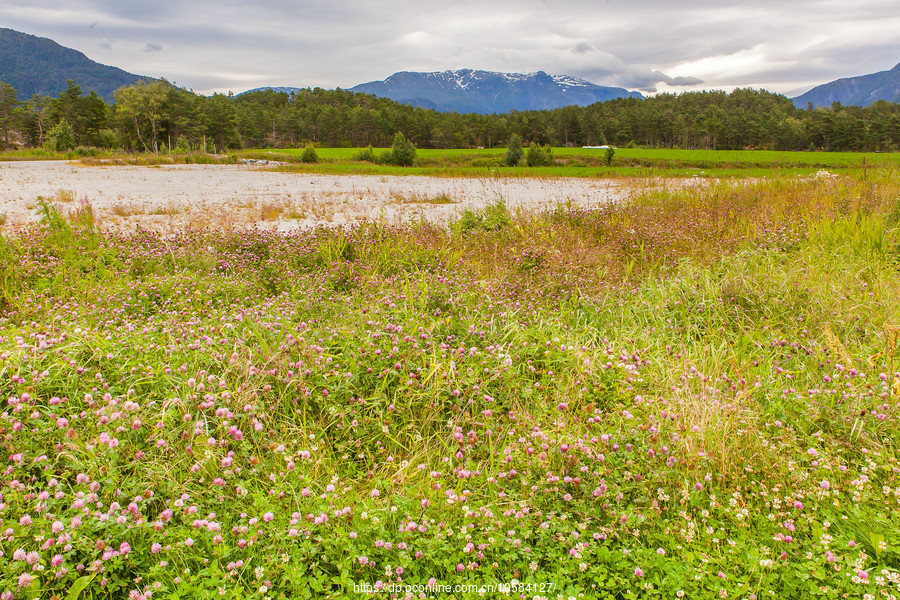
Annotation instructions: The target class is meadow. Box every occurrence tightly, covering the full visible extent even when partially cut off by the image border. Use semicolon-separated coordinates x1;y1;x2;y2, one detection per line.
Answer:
256;147;900;179
1;166;900;599
5;146;899;179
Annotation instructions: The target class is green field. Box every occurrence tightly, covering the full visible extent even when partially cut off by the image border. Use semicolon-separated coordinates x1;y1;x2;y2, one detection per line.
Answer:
2;169;900;598
3;145;897;178
246;146;900;178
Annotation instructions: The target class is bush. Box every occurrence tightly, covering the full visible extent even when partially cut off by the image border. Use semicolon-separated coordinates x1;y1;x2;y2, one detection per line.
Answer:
605;146;616;166
505;134;524;166
354;145;377;162
47;118;76;151
525;142;554;167
300;144;318;163
174;136;191;154
98;128;118;149
388;132;417;166
452;198;512;233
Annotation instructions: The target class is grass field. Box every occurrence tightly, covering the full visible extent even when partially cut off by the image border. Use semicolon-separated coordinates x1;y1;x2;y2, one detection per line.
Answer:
1;167;900;598
247;147;900;178
4;146;897;179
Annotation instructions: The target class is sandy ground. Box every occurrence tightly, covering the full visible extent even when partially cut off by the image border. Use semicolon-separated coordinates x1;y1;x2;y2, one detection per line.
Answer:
0;160;645;231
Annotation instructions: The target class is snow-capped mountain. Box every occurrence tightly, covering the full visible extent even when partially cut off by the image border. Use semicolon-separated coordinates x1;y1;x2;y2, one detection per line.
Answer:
350;69;644;114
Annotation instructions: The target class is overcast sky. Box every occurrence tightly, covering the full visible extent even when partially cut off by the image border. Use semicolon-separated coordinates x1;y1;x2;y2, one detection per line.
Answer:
2;0;899;96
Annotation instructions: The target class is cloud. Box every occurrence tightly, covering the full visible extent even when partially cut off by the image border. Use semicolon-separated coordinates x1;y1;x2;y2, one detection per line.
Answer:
570;41;594;55
0;0;896;95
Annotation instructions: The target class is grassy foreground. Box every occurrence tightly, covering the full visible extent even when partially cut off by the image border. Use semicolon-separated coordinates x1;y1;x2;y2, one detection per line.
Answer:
1;172;900;599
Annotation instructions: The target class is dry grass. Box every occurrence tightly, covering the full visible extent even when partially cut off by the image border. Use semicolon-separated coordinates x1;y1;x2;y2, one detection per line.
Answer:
259;201;286;221
109;202;146;217
149;204;184;216
389;191;458;205
54;189;76;203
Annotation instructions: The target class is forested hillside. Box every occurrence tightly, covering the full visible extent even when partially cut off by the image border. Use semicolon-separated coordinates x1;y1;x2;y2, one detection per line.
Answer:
0;28;146;102
1;78;898;153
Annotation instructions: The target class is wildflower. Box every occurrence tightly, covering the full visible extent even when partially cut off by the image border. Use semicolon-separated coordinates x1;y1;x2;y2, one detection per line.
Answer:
634;567;644;577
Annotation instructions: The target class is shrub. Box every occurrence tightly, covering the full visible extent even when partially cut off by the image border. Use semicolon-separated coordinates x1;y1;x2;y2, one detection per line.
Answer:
452;198;512;233
525;142;553;167
47;118;76;151
300;144;318;163
354;145;377;162
505;134;524;166
388;132;417;166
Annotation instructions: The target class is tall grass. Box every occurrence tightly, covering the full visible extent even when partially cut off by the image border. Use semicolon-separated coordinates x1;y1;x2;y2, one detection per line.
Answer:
1;173;899;598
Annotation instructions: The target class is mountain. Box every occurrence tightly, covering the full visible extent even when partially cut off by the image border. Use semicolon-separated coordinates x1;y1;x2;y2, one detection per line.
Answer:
350;69;644;114
0;27;148;102
792;63;900;108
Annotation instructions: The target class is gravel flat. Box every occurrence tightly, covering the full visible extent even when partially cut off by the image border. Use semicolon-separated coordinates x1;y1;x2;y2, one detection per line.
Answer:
0;161;641;231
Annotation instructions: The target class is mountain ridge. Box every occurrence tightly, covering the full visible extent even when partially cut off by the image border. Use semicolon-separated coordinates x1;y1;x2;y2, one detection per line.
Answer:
349;69;644;114
0;27;148;101
791;63;900;108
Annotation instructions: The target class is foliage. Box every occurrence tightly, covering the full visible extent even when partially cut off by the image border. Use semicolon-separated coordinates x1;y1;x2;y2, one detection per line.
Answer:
300;143;318;163
47;117;76;151
353;145;377;162
0;80;16;149
525;142;553;166
388;131;417;166
605;146;615;166
451;198;513;233
505;133;523;166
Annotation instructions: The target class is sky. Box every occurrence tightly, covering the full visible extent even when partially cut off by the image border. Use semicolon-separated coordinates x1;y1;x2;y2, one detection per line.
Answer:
1;0;899;97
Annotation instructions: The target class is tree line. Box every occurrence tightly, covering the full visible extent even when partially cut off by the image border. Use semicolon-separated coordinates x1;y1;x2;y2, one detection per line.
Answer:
1;78;898;153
